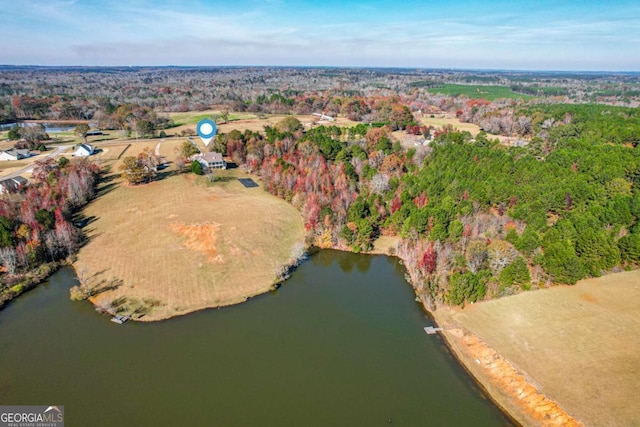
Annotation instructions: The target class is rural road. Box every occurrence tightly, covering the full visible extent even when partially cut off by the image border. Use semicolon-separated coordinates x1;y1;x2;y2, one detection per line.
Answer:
1;145;72;179
155;140;164;157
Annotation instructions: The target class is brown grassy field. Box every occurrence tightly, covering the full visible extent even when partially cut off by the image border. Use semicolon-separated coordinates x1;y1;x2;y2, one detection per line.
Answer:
94;143;131;161
418;115;523;145
164;111;358;136
420;114;483;135
74;159;305;321
0;160;28;170
435;270;640;426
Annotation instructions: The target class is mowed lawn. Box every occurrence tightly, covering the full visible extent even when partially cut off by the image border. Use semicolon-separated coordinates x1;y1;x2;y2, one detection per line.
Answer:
439;271;640;427
74;169;305;321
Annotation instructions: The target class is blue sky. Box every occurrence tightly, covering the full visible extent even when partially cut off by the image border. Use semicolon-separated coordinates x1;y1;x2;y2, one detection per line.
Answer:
1;0;639;70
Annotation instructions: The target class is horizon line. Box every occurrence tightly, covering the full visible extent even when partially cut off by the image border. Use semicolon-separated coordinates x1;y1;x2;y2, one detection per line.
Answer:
1;64;639;74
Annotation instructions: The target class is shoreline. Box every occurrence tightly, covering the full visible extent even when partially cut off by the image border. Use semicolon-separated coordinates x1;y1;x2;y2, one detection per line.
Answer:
320;241;569;425
357;240;582;427
4;241;577;425
76;230;575;425
0;262;62;311
430;308;582;427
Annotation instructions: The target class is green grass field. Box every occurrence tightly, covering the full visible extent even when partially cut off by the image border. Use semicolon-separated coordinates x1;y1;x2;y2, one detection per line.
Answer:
427;84;533;101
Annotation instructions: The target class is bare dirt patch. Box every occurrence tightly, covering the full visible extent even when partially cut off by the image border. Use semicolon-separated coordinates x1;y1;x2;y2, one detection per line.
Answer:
579;293;598;303
434;270;640;426
168;222;221;262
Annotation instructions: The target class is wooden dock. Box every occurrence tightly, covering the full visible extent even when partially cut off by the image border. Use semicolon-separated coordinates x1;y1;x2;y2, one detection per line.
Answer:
110;314;130;324
424;326;443;335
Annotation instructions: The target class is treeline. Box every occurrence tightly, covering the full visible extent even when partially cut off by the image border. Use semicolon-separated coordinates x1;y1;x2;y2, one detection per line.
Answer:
510;85;569;97
4;67;639;130
217;109;640;308
0;157;100;304
450;101;640;143
5;90;418;135
518;103;640;147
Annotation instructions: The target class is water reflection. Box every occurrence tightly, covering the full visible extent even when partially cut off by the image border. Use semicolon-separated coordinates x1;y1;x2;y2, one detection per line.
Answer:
312;248;373;273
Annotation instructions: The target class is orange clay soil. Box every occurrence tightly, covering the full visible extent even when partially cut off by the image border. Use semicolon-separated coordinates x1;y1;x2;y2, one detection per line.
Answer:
438;325;583;427
168;222;221;263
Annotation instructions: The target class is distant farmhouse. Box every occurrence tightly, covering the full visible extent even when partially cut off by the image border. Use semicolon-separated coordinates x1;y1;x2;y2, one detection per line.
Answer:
312;112;335;122
0;176;28;194
73;144;95;157
191;152;226;170
0;149;32;161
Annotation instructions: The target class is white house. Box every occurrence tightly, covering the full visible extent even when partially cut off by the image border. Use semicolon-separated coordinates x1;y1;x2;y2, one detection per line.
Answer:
191;152;226;170
0;149;31;161
73;144;95;157
312;112;335;122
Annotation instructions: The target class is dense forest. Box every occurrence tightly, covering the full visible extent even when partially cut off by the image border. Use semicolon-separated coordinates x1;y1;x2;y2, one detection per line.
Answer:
212;105;640;308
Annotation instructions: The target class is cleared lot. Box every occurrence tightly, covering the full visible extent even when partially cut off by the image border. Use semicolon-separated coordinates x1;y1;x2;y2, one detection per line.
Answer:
436;270;640;427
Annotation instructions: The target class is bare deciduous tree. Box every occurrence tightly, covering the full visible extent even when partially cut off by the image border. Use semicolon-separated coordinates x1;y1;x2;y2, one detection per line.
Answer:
487;240;518;274
369;173;390;195
466;240;488;273
0;247;18;274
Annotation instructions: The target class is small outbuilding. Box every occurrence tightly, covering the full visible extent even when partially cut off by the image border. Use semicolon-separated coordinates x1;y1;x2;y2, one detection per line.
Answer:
73;144;95;157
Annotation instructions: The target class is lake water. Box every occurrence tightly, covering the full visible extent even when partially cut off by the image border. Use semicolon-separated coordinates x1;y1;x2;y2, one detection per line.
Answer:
0;122;79;132
0;250;512;426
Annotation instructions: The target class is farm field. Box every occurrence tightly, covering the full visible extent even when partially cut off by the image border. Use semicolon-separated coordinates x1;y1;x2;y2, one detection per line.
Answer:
167;110;258;126
164;111;358;135
427;84;533;101
435;270;640;427
74;162;305;321
416;114;522;145
418;114;483;136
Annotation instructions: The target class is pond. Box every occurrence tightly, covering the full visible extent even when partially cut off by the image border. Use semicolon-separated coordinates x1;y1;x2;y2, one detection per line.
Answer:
0;122;84;133
0;250;512;426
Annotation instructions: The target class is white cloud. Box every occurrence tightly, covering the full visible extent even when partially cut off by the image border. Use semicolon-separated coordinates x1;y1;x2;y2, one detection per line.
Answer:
1;0;640;69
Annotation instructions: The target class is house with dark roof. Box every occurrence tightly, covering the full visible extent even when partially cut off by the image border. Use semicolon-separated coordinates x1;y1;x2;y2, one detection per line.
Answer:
0;149;32;161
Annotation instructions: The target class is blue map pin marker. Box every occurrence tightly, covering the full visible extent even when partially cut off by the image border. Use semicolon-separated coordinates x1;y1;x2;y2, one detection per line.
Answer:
196;118;217;146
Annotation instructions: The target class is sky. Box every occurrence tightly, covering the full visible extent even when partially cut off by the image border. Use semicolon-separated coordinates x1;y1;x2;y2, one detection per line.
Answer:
1;0;639;70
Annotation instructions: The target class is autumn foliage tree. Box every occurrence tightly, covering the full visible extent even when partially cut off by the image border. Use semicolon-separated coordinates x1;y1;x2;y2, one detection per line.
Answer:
0;157;99;278
119;148;161;185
